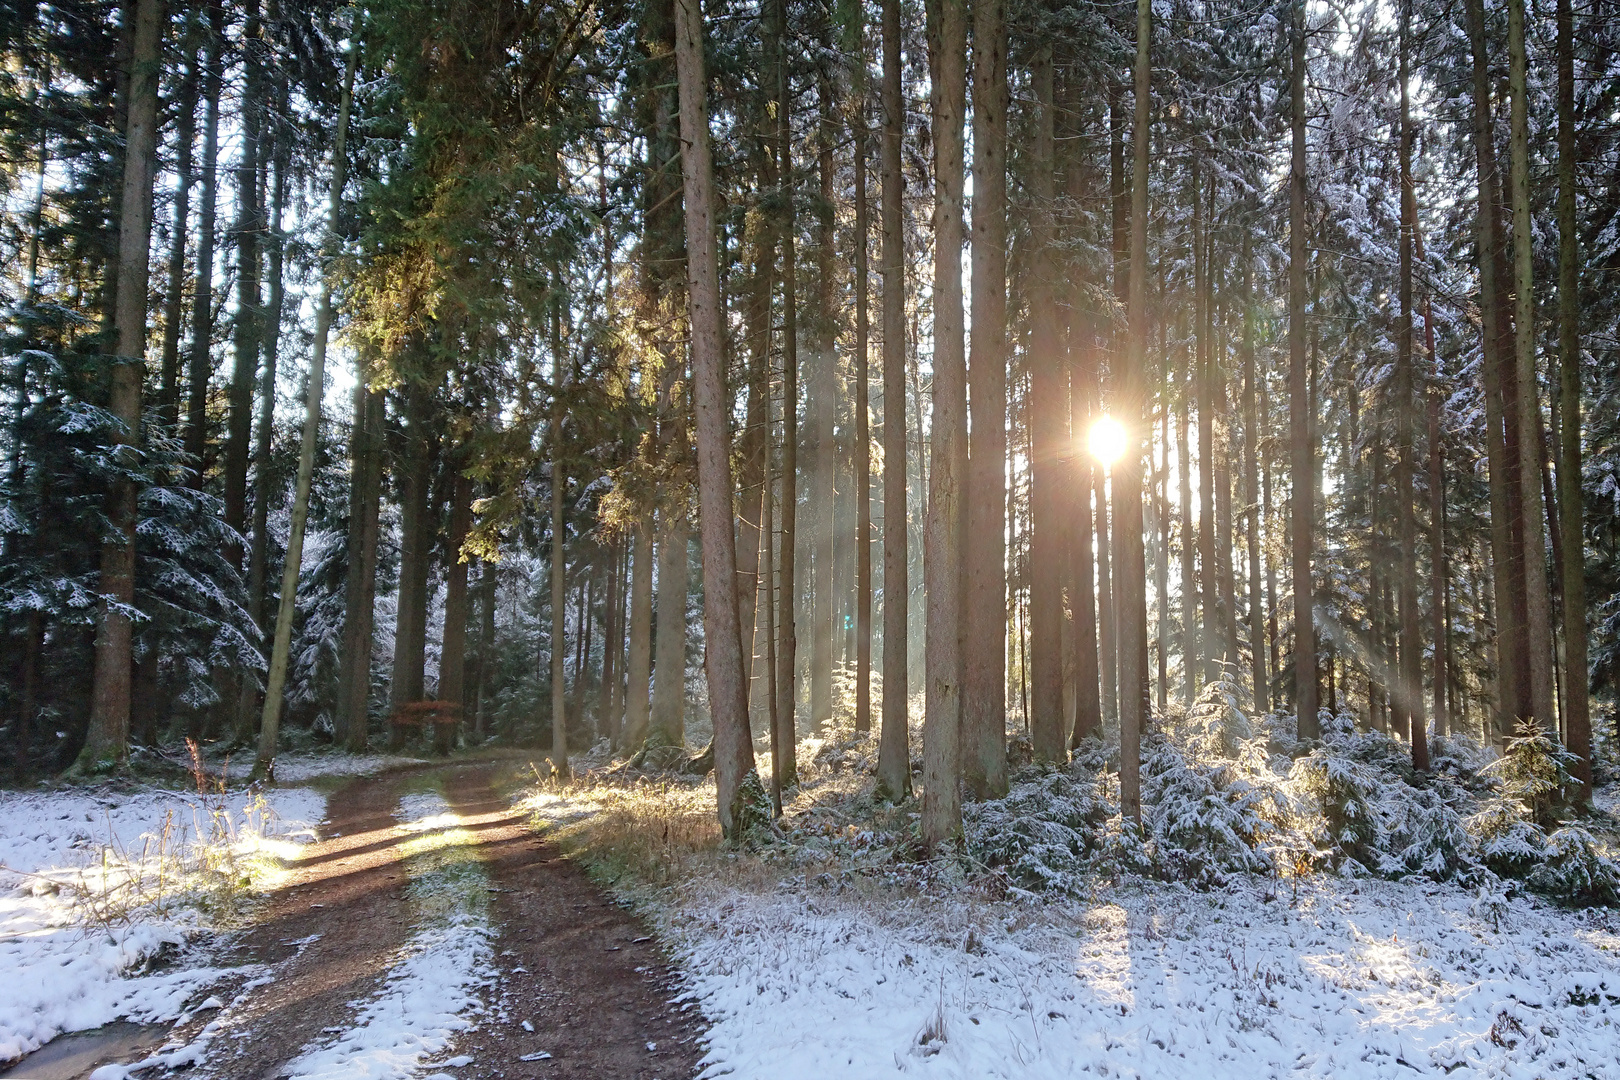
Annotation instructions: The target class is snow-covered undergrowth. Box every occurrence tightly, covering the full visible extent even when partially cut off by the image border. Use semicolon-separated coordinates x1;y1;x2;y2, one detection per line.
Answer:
0;784;324;1063
221;750;427;784
521;686;1620;1079
280;791;495;1080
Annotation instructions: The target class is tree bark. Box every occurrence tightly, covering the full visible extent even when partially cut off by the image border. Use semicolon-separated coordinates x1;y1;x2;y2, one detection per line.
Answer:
255;44;355;773
388;380;433;737
875;0;910;801
1116;0;1152;821
853;36;873;739
651;508;688;748
1465;0;1528;742
1289;0;1318;740
183;0;224;484
156;37;199;430
601;537;624;747
440;470;473;711
674;0;761;833
224;0;264;551
1241;242;1269;715
1507;0;1557;734
338;384;382;752
623;517;655;749
1555;0;1591;797
1027;45;1065;764
922;0;967;851
771;0;799;790
83;0;164;771
1396;0;1428;768
809;60;837;731
964;0;1008;793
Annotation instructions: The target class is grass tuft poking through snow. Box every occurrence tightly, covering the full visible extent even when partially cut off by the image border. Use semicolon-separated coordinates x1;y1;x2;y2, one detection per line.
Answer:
0;785;324;1065
280;790;495;1080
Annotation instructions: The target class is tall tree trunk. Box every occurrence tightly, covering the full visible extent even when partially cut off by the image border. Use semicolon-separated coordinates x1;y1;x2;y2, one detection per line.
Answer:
1426;300;1449;737
254;43;355;773
651;508;688;748
771;0;800;790
964;0;1008;793
1555;0;1591;797
338;384;382;751
157;39;199;430
809;60;837;731
1178;324;1196;705
875;0;910;800
1193;158;1216;689
388;380;433;741
1508;0;1556;733
224;0;263;550
245;120;288;733
1069;319;1103;749
82;0;164;771
601;538;624;747
735;157;772;729
1115;0;1152;822
183;0;224;484
1397;0;1428;767
674;0;761;831
853;37;873;739
1289;0;1318;740
1027;45;1065;764
440;470;473;715
473;557;497;739
1241;244;1268;714
550;402;569;777
1466;0;1528;741
921;0;967;850
623;517;655;749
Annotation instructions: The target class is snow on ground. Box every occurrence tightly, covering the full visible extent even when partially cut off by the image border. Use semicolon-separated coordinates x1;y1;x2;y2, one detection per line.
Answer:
0;785;325;1063
221;750;427;784
665;876;1620;1079
280;791;496;1080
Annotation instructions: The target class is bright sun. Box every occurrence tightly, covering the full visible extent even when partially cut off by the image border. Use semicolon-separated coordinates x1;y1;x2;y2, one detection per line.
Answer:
1087;415;1127;466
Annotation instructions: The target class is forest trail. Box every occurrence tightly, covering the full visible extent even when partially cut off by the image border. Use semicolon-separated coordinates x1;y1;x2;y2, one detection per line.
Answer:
185;759;704;1080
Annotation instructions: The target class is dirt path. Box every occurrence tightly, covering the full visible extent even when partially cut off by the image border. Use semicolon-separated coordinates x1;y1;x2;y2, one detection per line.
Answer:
191;760;703;1079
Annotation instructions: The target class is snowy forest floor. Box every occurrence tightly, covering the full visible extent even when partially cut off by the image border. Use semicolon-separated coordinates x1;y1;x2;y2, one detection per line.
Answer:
0;753;699;1080
521;733;1620;1080
4;737;1620;1080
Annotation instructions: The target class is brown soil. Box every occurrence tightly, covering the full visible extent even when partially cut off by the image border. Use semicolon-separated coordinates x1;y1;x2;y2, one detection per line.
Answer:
181;759;705;1080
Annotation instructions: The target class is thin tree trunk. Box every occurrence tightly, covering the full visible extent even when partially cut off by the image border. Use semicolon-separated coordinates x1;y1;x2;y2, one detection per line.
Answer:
440;469;473;722
1289;0;1318;740
875;0;910;800
1426;297;1449;738
1178;327;1196;705
1508;0;1556;733
1555;0;1591;797
674;0;761;831
1241;243;1269;714
921;0;967;850
255;46;355;772
1194;158;1216;689
964;0;1008;793
339;383;382;752
83;0;164;771
183;0;224;484
225;0;264;551
771;0;800;790
651;508;688;748
735;158;772;726
809;60;837;731
601;537;624;747
623;517;654;749
1069;324;1102;748
156;41;198;430
1397;0;1428;767
853;39;873;739
550;409;569;776
1027;45;1065;764
1116;0;1152;822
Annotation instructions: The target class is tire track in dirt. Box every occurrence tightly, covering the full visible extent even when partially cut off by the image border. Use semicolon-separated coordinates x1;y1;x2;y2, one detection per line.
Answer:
176;759;704;1079
439;763;706;1079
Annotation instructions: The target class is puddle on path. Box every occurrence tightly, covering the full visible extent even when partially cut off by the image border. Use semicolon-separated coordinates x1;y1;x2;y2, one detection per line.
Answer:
0;1022;170;1080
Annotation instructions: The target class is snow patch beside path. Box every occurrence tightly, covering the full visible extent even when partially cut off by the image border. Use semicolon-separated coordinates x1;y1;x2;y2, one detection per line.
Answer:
281;793;495;1080
673;878;1620;1079
0;786;325;1064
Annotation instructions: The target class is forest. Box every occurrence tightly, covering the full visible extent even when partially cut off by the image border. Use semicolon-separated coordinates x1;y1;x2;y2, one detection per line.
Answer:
6;0;1620;830
5;0;1620;1073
